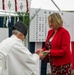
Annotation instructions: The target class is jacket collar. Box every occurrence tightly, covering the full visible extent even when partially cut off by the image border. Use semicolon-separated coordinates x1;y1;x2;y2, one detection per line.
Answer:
11;35;22;42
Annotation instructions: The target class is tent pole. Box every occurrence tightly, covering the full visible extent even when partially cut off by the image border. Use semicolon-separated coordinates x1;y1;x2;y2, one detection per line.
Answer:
51;0;61;11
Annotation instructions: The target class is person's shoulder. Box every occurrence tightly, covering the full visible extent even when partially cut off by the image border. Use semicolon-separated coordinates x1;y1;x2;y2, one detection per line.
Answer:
59;27;70;35
48;28;54;33
59;27;68;32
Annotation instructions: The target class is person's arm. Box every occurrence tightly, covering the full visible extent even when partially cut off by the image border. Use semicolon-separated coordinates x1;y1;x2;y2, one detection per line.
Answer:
12;42;46;75
36;30;51;53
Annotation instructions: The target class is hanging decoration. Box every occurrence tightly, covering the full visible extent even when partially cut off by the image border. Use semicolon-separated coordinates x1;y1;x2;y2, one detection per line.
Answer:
8;0;11;23
6;16;9;27
2;0;6;28
3;11;7;28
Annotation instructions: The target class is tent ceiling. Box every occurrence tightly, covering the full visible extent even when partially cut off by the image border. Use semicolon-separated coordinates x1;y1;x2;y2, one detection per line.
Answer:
31;0;74;11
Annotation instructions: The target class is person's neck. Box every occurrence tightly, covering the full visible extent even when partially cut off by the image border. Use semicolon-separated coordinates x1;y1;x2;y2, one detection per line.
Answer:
54;29;57;34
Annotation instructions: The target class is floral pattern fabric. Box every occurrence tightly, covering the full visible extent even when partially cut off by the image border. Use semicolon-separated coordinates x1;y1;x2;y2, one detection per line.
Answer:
50;62;72;75
45;40;72;75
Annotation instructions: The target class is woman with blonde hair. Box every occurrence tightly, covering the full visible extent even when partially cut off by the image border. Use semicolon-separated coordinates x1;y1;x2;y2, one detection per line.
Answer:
36;13;72;75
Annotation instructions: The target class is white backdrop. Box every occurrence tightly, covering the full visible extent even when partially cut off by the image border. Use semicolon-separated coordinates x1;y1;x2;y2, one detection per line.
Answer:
29;8;74;42
0;28;8;43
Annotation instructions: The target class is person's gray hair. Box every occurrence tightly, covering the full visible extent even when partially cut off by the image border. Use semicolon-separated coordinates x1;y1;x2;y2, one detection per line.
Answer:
12;30;22;35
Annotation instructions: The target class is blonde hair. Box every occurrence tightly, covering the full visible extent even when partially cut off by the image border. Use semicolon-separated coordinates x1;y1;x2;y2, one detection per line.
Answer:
48;13;63;29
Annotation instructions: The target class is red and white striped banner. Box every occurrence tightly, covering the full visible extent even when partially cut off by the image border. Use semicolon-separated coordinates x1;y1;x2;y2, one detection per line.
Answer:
17;0;26;12
4;0;15;11
1;0;31;12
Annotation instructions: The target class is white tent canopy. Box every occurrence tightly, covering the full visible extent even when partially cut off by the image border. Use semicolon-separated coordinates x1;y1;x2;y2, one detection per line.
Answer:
31;0;74;11
0;10;18;16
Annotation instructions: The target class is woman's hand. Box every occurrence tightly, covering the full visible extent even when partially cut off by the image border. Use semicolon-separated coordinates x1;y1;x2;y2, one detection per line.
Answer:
37;50;50;60
35;49;43;54
43;50;50;56
38;52;45;60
